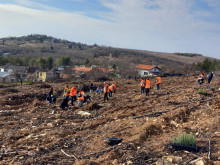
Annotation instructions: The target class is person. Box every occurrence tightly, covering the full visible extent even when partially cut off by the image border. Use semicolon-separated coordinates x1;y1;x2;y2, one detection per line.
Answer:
96;86;102;95
90;82;94;93
103;82;109;102
198;73;204;87
145;78;151;96
78;90;85;107
207;72;214;84
52;89;57;104
140;78;146;94
70;85;77;106
64;85;71;107
109;83;117;97
156;76;162;90
48;87;53;105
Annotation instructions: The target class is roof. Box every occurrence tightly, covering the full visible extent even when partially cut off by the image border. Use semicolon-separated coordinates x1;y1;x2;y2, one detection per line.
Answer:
134;64;157;70
73;67;92;72
0;72;11;78
0;64;26;70
28;67;37;73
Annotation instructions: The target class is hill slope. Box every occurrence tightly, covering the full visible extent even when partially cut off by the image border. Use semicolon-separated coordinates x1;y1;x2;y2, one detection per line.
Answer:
0;35;209;70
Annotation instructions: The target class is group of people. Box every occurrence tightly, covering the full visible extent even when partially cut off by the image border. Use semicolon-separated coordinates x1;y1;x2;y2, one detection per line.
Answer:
140;76;162;96
197;71;215;87
47;81;117;109
103;82;117;102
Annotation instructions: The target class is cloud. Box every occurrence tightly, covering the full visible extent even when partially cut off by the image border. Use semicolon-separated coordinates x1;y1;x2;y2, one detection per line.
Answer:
0;0;219;59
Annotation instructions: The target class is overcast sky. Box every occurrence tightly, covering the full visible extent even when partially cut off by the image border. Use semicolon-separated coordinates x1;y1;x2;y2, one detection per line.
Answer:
0;0;219;59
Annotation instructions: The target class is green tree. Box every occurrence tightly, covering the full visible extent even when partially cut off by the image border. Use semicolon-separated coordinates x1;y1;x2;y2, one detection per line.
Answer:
112;63;117;70
30;58;37;67
47;56;54;70
84;58;89;66
38;57;47;70
202;58;212;73
57;56;71;66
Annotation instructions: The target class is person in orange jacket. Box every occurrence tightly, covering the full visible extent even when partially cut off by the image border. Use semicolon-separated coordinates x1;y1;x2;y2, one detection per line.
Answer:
103;82;109;102
140;78;146;94
156;76;162;90
64;85;71;107
145;78;151;96
70;85;78;106
109;83;117;97
78;90;85;107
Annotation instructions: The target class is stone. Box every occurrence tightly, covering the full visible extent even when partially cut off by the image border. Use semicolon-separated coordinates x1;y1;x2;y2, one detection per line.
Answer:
77;111;91;117
170;121;178;127
189;157;213;165
47;123;53;127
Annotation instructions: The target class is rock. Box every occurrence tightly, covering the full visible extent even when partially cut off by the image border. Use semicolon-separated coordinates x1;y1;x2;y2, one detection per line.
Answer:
214;161;220;165
156;156;182;165
77;111;91;117
189;157;214;165
170;121;178;128
47;123;53;127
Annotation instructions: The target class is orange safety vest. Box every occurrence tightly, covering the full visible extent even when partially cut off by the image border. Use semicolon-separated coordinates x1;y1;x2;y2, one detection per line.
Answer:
109;85;113;92
104;84;109;93
65;87;71;96
70;87;77;96
200;74;204;79
156;77;162;84
112;84;117;90
145;80;151;89
78;91;84;101
140;79;146;87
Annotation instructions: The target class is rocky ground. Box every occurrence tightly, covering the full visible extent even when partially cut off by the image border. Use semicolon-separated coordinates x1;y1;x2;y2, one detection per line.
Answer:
0;76;219;165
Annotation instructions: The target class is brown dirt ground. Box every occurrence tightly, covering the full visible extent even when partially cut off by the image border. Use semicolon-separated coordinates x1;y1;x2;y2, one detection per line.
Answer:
0;76;219;165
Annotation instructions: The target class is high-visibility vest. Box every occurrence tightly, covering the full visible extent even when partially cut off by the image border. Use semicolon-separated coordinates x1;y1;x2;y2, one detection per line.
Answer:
109;85;113;92
200;74;204;79
156;77;162;84
145;80;151;89
112;84;117;90
78;91;84;101
65;87;71;96
70;87;77;96
140;80;145;87
104;84;109;93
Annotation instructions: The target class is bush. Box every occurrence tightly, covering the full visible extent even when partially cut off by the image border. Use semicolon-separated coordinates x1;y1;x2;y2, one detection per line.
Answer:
172;132;196;147
198;89;207;95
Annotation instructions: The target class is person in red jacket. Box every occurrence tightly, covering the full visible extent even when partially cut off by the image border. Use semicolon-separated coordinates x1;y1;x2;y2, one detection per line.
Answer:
145;79;151;96
70;85;78;106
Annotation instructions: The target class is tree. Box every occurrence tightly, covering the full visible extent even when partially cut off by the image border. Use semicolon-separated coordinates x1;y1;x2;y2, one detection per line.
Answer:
84;58;89;66
202;58;212;73
112;63;117;70
47;56;54;70
38;58;47;70
56;56;71;66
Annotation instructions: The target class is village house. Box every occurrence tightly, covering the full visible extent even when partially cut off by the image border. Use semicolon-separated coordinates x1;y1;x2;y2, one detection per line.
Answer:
36;70;60;82
0;64;27;83
134;64;161;77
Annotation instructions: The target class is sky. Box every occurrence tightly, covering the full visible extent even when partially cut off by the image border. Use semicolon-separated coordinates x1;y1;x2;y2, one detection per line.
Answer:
0;0;220;59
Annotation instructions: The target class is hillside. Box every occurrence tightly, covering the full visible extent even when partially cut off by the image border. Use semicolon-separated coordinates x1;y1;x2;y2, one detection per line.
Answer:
0;76;219;164
0;35;209;70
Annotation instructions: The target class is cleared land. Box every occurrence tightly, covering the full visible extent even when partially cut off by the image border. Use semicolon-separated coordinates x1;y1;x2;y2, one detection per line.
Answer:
0;76;219;164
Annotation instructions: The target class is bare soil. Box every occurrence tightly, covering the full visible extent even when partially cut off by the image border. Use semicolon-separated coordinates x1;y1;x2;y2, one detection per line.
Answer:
0;76;219;165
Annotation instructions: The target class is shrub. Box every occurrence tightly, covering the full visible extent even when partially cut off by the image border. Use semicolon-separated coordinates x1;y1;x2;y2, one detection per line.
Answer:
172;132;196;147
198;89;207;95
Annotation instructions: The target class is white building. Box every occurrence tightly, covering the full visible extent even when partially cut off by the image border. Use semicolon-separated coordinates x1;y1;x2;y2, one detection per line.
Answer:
134;64;161;77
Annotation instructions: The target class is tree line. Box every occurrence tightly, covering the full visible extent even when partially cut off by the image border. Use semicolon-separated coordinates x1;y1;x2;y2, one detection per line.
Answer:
0;56;72;70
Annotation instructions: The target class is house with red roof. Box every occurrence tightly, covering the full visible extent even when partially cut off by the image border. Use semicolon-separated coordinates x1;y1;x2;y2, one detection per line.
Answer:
134;64;161;77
